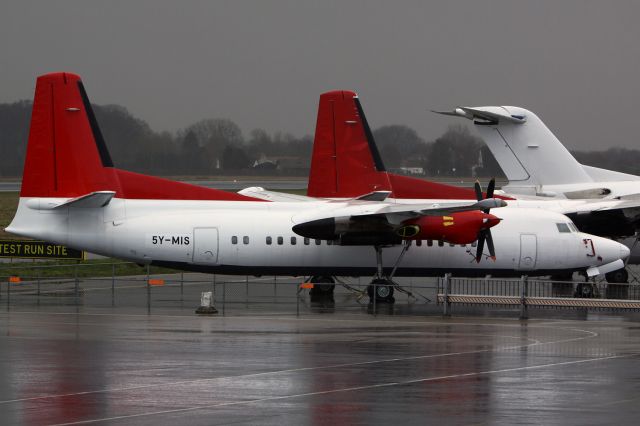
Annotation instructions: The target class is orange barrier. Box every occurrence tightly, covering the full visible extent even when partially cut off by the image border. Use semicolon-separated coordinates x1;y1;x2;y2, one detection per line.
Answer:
9;276;21;283
299;283;314;289
148;279;165;286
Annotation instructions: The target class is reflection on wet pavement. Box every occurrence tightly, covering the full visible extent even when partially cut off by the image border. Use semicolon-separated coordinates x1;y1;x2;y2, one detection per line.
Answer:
1;307;639;425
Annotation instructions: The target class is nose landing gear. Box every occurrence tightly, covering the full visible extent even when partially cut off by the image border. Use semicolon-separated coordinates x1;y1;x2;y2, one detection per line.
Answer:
367;242;415;304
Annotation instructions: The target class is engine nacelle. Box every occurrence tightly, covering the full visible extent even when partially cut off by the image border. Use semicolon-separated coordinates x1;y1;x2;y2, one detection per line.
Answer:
396;211;501;244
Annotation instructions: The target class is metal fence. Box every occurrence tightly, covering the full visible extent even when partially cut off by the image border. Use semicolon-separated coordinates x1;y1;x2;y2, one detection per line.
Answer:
439;274;640;318
3;261;640;318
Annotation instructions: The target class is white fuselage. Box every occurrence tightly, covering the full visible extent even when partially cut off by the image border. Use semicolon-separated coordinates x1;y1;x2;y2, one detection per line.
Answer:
7;197;628;277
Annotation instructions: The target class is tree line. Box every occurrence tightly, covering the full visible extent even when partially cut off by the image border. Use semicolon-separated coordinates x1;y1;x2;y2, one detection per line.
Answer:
0;100;638;178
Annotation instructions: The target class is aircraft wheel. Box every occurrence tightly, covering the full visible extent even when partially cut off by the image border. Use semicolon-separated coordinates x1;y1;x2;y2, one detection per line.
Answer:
605;268;629;283
575;283;594;298
309;276;335;295
367;278;395;303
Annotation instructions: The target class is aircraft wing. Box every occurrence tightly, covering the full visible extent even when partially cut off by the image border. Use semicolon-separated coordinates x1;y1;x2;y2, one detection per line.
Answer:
292;198;506;244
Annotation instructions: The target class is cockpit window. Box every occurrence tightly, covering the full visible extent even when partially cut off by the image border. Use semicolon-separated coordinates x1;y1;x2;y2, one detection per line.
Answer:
556;223;571;233
568;223;579;232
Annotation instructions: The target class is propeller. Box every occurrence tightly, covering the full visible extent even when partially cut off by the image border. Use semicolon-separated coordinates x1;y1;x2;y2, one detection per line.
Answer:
475;178;499;262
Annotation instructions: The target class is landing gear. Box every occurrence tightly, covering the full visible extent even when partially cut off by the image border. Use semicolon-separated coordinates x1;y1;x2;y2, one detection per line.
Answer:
367;278;395;303
605;268;629;299
575;282;595;298
367;243;411;304
605;268;628;283
308;276;335;296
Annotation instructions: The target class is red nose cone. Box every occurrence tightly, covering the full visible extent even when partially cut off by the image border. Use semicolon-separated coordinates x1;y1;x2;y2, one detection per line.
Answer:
482;213;501;229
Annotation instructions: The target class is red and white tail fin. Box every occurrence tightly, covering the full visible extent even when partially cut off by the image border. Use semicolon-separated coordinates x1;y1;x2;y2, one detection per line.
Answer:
307;91;392;197
307;91;481;200
21;72;120;198
21;72;257;201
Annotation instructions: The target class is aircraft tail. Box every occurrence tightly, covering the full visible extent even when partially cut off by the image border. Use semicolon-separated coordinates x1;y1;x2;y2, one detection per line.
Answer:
434;106;594;187
20;72;256;201
21;72;120;198
307;91;480;200
307;90;392;197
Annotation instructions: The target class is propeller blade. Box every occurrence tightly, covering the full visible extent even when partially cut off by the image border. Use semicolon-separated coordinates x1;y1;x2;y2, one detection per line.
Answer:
486;230;496;260
486;178;495;199
474;180;482;202
476;231;486;263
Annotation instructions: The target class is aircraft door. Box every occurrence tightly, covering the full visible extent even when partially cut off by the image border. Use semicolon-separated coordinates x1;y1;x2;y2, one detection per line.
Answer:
192;228;219;264
519;234;537;270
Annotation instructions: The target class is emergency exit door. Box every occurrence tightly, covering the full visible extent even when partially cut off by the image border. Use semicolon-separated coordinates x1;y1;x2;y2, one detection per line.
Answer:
192;228;219;264
519;234;537;270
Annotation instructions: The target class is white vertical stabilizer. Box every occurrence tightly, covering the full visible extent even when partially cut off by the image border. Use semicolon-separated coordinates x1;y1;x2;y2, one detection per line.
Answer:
437;106;593;187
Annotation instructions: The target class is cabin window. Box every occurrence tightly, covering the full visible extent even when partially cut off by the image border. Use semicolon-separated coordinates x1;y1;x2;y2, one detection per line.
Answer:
327;240;333;245
231;236;238;245
471;241;477;247
556;223;571;233
277;236;283;245
243;236;249;245
304;238;310;245
266;236;272;245
315;239;321;245
291;236;297;245
427;240;433;247
449;243;455;247
416;240;422;247
438;241;444;247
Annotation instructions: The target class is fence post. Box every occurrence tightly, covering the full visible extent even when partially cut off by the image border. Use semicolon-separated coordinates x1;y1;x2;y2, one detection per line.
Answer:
74;262;79;299
373;282;377;316
245;275;249;304
222;281;226;316
212;274;216;303
37;271;41;305
111;263;116;306
273;276;277;297
180;272;184;301
443;273;451;317
520;275;529;320
146;264;151;313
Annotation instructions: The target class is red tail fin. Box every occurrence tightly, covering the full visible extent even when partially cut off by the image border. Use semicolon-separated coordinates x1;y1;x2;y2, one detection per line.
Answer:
307;91;392;197
21;72;120;198
21;72;258;202
307;91;486;200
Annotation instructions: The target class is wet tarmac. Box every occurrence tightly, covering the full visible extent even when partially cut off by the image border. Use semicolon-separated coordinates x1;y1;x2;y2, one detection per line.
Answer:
1;276;640;425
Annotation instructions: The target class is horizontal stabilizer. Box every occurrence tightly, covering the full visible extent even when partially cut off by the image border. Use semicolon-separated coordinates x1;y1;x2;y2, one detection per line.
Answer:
238;187;317;202
433;107;526;125
54;191;116;209
356;191;392;201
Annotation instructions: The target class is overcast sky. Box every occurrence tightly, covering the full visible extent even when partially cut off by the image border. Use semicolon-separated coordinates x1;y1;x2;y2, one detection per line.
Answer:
1;1;639;150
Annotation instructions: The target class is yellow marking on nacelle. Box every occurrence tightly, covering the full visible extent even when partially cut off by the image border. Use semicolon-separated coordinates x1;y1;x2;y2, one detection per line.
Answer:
443;221;455;227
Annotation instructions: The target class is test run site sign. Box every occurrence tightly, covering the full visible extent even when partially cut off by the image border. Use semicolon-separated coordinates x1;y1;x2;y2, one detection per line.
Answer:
0;240;84;260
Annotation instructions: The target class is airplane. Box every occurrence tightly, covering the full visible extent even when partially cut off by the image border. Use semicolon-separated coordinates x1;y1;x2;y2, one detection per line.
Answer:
245;90;638;286
5;73;629;304
434;106;640;281
433;106;640;200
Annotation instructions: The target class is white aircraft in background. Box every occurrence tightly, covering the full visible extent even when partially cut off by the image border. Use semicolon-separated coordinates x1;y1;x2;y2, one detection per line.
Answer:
435;106;640;281
244;90;638;287
434;106;640;200
6;73;629;303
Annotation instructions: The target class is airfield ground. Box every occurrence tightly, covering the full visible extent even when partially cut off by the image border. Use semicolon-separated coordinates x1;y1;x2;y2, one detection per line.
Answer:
0;274;639;425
